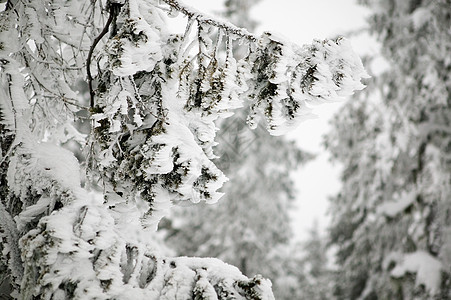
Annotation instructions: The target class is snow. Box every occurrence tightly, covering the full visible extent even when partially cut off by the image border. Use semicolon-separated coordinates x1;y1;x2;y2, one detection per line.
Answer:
247;35;368;136
376;191;416;218
0;85;15;132
391;251;443;294
19;188;275;298
7;139;83;209
109;0;163;77
193;269;219;299
32;142;82;192
411;7;432;30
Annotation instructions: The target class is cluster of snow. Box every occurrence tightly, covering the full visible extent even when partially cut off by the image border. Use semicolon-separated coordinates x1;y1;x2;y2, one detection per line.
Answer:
107;0;163;77
1;59;83;233
390;251;443;294
411;6;432;30
376;190;416;218
247;33;369;135
20;191;274;299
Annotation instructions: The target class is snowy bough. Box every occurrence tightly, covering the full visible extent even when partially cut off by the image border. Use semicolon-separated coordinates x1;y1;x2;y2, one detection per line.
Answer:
0;0;367;298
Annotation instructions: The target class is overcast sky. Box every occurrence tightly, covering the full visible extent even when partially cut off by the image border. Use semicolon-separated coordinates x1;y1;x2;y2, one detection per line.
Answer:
184;0;375;241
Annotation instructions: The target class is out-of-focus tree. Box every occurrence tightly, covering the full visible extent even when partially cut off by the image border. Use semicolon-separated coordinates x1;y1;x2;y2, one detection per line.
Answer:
222;0;261;32
260;221;334;300
299;221;333;299
326;0;451;298
0;0;367;298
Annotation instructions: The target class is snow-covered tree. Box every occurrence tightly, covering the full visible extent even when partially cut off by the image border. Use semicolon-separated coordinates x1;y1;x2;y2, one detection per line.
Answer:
326;0;451;298
0;0;367;298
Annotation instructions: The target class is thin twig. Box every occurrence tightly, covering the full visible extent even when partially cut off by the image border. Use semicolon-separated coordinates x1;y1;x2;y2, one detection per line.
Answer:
160;0;257;42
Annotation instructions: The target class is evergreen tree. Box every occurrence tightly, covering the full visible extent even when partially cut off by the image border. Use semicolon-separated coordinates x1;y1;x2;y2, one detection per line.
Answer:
0;0;367;298
326;0;451;298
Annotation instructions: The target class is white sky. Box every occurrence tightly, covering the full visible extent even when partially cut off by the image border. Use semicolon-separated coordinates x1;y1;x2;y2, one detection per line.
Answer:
183;0;375;241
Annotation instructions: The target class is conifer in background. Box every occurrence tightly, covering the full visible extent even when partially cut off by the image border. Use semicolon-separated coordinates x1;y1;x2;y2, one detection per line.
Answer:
326;0;451;298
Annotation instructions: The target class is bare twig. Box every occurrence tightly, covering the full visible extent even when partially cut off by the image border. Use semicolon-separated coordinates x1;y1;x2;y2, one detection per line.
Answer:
160;0;257;42
87;4;121;109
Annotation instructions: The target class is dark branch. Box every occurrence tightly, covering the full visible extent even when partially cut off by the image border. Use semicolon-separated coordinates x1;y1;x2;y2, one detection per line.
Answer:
87;3;122;109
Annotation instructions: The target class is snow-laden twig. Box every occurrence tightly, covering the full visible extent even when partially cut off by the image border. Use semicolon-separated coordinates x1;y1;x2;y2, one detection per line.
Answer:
160;0;257;41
